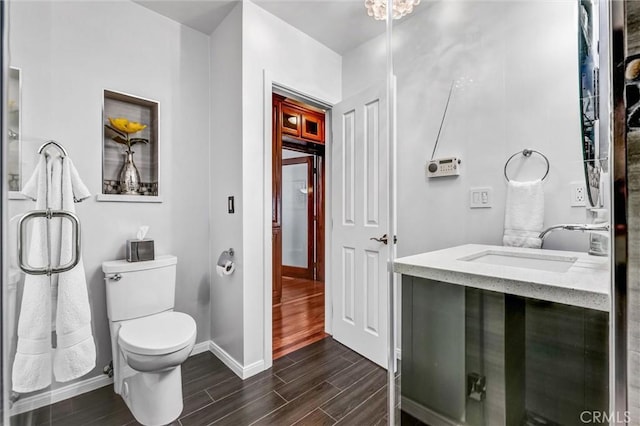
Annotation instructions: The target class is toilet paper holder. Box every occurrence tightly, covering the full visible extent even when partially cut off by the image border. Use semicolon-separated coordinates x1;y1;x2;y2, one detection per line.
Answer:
216;248;235;276
218;248;234;261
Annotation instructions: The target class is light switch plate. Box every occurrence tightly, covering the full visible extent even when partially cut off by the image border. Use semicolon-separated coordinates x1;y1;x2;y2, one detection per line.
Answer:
470;187;493;209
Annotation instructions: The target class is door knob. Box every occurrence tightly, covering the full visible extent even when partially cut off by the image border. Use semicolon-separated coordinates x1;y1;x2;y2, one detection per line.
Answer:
370;234;397;245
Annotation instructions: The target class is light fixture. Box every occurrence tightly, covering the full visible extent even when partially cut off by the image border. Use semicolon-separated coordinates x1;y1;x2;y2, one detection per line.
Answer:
365;0;420;20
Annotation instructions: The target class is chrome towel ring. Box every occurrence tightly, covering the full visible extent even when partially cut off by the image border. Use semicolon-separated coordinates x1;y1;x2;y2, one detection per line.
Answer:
504;149;550;182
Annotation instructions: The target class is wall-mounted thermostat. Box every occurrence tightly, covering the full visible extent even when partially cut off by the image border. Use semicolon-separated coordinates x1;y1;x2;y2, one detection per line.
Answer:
426;157;461;178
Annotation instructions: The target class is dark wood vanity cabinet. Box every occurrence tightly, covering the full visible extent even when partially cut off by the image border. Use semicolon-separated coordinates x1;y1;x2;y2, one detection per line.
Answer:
401;276;608;426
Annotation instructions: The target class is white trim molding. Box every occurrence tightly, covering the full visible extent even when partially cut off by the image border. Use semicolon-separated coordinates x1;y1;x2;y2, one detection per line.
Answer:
262;69;337;373
191;340;211;356
208;340;264;380
95;194;163;203
262;69;274;371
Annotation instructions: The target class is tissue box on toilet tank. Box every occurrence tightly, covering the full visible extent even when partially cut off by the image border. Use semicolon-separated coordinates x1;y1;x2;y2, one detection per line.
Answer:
126;239;155;262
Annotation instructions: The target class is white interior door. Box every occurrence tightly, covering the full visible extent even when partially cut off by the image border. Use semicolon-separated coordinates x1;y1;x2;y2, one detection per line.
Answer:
331;83;388;368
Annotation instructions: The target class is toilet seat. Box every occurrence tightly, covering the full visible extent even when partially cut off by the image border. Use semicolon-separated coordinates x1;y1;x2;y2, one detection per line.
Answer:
119;311;196;356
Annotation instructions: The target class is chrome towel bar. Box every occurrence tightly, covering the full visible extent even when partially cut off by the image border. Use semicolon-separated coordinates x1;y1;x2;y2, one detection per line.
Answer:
18;209;81;276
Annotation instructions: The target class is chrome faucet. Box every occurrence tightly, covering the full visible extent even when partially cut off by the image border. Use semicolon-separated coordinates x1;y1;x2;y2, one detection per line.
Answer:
538;223;610;239
538;223;610;256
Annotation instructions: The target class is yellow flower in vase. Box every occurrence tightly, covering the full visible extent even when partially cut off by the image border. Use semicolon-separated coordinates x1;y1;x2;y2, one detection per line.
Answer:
105;117;150;195
105;117;149;153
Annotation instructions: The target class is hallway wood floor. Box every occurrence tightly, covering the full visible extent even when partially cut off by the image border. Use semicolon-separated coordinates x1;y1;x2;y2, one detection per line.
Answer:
273;277;327;360
11;337;389;426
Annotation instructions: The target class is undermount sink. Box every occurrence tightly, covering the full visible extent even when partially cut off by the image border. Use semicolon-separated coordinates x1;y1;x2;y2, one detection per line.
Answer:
460;250;578;273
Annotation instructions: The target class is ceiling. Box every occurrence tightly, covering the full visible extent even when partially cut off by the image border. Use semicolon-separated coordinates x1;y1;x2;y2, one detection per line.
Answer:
134;0;387;55
133;0;238;35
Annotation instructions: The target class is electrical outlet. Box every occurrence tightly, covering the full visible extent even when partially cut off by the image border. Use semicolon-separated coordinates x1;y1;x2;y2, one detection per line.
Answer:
570;182;586;207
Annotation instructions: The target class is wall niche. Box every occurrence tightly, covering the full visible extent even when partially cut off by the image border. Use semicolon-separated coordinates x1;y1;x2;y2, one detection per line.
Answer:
98;89;160;202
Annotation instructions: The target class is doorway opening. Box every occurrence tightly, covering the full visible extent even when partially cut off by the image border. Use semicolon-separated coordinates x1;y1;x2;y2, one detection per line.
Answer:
272;93;327;359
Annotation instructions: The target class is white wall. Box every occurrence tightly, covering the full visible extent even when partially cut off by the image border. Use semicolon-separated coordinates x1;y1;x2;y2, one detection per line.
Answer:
209;3;245;364
240;0;342;367
343;0;590;258
8;0;211;389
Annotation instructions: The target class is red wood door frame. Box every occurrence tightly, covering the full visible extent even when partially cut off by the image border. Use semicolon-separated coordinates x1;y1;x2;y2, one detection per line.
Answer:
273;95;283;305
272;94;326;308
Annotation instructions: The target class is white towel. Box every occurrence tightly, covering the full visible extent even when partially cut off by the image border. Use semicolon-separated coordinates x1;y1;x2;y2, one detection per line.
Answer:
13;156;53;392
53;156;96;382
12;154;95;392
67;158;91;203
503;180;544;249
48;156;63;325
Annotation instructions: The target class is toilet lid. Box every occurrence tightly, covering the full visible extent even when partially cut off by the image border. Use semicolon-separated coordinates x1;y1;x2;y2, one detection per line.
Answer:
118;311;196;356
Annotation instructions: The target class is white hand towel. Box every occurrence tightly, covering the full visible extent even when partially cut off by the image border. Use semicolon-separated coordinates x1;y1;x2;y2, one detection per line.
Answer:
53;157;96;382
67;158;91;203
13;156;52;392
503;180;544;249
48;156;63;318
21;155;44;201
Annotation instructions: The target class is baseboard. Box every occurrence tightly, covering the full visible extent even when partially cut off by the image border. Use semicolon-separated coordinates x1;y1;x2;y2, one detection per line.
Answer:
243;359;266;379
208;340;264;380
10;374;113;416
191;340;211;356
401;396;462;426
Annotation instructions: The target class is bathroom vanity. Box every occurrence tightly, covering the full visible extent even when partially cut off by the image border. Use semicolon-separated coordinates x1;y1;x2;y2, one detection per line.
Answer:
394;245;609;426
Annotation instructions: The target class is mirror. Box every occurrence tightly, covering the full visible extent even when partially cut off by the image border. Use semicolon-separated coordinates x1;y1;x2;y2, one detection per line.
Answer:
7;67;21;192
578;0;601;207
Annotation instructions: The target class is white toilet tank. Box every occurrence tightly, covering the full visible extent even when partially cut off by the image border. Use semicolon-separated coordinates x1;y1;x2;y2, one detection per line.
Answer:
103;255;177;321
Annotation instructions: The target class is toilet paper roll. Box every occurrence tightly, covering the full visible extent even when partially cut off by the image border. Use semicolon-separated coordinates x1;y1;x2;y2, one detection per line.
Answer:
216;260;235;277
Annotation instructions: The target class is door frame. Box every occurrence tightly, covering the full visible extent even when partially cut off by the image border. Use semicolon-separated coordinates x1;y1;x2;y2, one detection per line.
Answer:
262;70;334;369
280;152;325;282
1;3;7;422
281;156;315;280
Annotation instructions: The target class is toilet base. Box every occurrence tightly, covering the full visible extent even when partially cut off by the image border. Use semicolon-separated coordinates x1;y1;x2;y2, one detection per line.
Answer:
122;366;183;426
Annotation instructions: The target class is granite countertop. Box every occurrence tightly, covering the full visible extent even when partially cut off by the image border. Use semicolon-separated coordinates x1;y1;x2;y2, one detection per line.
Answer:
393;244;610;311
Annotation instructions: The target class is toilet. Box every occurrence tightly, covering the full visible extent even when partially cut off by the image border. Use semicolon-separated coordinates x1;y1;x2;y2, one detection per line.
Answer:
102;255;196;426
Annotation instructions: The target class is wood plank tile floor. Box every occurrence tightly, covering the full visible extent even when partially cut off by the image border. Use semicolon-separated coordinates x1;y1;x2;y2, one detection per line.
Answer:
273;277;328;360
11;337;390;426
